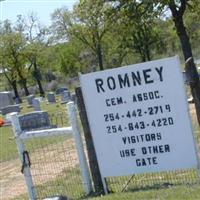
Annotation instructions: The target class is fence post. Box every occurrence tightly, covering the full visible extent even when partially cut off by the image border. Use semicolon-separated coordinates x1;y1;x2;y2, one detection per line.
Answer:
67;101;93;194
75;87;108;194
10;113;37;200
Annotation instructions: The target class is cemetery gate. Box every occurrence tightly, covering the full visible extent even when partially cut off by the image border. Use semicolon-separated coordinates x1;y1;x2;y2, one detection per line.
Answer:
10;102;92;200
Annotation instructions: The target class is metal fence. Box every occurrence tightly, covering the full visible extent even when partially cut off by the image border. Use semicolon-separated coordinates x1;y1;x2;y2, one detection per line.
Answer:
23;134;85;199
1;134;84;200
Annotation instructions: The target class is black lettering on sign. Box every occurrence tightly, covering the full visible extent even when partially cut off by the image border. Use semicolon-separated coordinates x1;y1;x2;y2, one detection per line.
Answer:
136;157;158;166
143;69;154;84
155;66;163;82
122;133;162;145
107;76;116;90
132;91;160;102
141;144;170;155
118;73;130;88
131;71;141;86
120;149;136;158
95;66;164;93
106;97;124;107
95;78;105;93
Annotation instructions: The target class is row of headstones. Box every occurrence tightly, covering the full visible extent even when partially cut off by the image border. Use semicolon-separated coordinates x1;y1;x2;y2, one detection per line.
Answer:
0;104;51;130
27;90;72;106
0;91;76;118
0;91;74;129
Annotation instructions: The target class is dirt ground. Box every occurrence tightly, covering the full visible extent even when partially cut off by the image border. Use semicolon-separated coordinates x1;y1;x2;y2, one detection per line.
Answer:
0;138;79;200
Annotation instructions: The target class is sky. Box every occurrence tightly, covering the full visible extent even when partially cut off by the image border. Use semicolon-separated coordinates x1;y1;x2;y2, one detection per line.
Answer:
0;0;78;26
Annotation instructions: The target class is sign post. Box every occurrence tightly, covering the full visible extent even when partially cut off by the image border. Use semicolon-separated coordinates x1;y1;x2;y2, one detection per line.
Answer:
80;56;198;178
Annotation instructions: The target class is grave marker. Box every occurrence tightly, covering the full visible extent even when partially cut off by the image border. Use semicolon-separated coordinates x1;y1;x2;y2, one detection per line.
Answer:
61;90;71;104
0;91;14;108
1;105;20;115
19;111;51;131
47;92;56;103
27;95;35;106
32;98;41;111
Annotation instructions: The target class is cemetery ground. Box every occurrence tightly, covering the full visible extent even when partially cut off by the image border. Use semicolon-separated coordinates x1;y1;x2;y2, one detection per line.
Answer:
1;98;200;199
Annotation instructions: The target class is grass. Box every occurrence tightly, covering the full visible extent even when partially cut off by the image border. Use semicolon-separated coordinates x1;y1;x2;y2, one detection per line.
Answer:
35;168;85;199
0;126;18;161
15;172;200;200
15;167;85;200
89;184;200;200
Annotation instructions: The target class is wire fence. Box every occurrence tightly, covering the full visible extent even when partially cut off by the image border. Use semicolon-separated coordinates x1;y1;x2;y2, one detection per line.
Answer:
0;110;88;200
23;134;86;200
1;102;200;200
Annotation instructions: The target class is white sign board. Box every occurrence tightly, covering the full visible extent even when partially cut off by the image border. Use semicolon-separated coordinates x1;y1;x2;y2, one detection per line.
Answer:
80;56;197;177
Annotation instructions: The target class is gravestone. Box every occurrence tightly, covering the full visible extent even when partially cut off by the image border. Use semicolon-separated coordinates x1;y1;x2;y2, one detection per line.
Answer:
32;98;41;111
47;92;56;103
0;91;14;109
1;105;20;115
5;112;18;126
27;95;35;106
70;93;77;105
70;93;76;102
19;111;52;131
14;97;22;104
61;90;71;104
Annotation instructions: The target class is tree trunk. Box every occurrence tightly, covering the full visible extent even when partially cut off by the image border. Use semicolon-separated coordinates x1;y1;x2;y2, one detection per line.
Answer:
12;80;21;102
173;16;193;61
33;61;45;97
170;3;200;125
21;79;30;96
37;78;45;97
97;42;104;71
3;70;21;102
145;42;151;61
16;67;30;96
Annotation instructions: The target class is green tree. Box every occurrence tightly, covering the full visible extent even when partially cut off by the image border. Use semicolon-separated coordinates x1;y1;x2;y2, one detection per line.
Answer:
0;19;29;99
51;1;112;71
20;13;48;96
184;2;200;58
106;0;163;62
25;42;45;96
